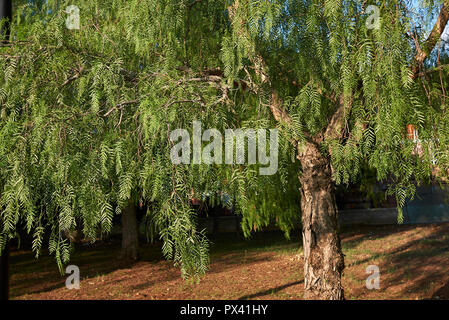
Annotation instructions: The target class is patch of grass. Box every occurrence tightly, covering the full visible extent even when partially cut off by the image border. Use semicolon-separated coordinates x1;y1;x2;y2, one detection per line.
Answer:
209;231;301;257
419;238;444;246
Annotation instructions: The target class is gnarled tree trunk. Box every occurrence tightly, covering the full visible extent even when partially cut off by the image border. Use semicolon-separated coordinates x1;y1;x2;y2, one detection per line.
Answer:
298;142;345;300
120;204;140;260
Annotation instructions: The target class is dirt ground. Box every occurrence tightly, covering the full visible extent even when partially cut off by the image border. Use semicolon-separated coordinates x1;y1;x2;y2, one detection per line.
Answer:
9;223;449;300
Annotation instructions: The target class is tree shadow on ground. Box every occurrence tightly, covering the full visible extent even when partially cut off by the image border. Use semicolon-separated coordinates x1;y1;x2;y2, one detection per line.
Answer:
238;280;304;300
340;224;418;252
13;224;449;300
345;223;449;299
10;230;301;298
9;240;164;297
130;231;302;292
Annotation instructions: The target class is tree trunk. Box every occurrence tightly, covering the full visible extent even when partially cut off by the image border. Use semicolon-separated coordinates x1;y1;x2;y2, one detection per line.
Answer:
120;204;140;260
298;142;345;300
0;242;9;300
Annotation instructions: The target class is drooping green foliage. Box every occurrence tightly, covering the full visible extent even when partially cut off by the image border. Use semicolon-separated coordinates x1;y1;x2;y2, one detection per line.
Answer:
0;0;448;278
0;0;299;278
221;0;449;222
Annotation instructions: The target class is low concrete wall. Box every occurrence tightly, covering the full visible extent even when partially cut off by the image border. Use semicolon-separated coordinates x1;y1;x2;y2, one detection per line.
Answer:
198;209;399;233
404;185;449;224
198;216;242;234
198;190;449;233
198;209;401;233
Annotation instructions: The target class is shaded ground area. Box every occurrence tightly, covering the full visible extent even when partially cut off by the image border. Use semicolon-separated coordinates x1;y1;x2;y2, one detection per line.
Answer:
10;223;449;300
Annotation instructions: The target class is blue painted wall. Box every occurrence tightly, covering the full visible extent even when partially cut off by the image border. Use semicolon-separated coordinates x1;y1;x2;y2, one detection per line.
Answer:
404;184;449;224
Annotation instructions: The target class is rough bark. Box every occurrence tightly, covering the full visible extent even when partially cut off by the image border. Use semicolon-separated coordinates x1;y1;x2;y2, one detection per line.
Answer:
298;142;345;300
120;204;140;261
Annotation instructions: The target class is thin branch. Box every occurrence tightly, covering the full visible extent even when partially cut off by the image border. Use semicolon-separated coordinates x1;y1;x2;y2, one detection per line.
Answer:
326;3;449;141
163;99;203;108
188;0;203;9
412;1;449;78
103;99;139;117
414;63;449;78
61;66;84;87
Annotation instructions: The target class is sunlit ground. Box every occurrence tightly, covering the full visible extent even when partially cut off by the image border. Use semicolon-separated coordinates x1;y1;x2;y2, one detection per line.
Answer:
9;223;449;300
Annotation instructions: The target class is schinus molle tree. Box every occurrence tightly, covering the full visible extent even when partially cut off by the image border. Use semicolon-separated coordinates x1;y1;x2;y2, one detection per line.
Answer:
222;0;449;299
1;0;449;301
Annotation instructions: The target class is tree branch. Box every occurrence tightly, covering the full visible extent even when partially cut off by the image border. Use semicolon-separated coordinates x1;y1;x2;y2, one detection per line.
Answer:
104;99;139;117
226;1;320;146
323;94;349;141
325;3;449;142
61;66;84;87
414;63;449;78
412;1;449;78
